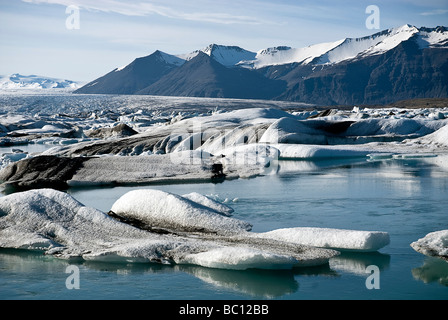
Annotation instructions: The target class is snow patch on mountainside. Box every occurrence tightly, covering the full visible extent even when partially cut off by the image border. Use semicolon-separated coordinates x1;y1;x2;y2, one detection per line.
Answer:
317;24;419;65
239;40;345;68
178;25;447;69
178;44;257;67
416;26;448;48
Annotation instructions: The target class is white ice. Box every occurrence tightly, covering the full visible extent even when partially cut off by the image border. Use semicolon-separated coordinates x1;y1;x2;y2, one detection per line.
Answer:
411;230;448;260
182;192;234;216
0;188;393;270
256;227;390;252
110;189;252;235
0;188;341;270
182;247;297;271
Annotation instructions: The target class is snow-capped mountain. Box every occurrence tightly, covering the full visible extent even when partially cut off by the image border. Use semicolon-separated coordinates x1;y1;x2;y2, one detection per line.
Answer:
75;25;448;105
240;40;345;69
177;44;257;67
0;74;80;91
240;24;447;68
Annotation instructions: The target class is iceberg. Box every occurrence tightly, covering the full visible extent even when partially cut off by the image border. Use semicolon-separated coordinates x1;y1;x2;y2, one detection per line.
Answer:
109;189;252;235
0;150;29;170
0;188;341;269
182;247;297;271
411;230;448;261
0;188;391;270
256;227;390;252
273;144;371;159
259;117;329;145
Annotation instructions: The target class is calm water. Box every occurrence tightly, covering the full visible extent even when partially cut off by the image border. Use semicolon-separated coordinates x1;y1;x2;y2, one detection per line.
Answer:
1;157;448;300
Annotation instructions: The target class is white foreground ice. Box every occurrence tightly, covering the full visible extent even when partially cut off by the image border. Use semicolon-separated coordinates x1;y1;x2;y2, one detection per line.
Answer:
110;189;251;235
182;192;234;216
411;230;448;261
0;188;392;270
256;227;390;252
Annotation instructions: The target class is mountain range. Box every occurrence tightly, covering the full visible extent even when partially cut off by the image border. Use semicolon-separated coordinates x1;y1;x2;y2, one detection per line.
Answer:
0;74;81;90
75;25;448;106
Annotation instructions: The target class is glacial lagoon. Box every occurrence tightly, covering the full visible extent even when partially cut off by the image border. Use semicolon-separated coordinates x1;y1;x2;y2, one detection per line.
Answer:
1;156;447;300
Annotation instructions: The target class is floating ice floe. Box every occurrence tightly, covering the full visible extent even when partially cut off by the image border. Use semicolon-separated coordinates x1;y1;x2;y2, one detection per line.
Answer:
272;143;371;159
411;230;448;261
255;227;390;252
0;188;390;270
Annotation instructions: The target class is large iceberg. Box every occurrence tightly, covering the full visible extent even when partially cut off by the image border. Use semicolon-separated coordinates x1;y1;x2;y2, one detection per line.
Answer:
0;188;391;270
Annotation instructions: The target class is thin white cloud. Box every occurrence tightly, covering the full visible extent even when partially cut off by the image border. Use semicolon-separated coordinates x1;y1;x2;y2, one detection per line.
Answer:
420;8;448;16
21;0;267;25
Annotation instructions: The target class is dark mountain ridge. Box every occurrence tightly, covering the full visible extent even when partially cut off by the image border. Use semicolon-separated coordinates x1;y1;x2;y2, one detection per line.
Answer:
75;25;448;105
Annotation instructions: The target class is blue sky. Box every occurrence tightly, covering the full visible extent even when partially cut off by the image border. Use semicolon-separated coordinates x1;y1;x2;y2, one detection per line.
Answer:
1;0;447;82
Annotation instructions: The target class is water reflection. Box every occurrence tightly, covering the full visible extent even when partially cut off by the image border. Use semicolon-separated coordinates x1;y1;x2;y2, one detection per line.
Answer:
0;248;397;299
329;252;391;276
412;257;448;286
183;266;298;299
276;158;367;175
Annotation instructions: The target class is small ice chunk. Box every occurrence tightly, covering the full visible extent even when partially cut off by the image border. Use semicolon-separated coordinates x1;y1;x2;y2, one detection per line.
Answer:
256;227;390;252
182;247;297;270
392;154;437;159
0;152;28;169
110;189;252;235
273;144;371;159
367;153;394;160
411;230;448;260
182;192;234;216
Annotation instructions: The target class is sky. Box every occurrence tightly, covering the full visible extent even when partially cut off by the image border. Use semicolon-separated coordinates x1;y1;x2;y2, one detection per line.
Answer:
1;0;447;82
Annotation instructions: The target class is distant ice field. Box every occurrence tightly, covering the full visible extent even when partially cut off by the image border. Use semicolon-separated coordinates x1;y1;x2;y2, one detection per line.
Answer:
0;92;313;115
